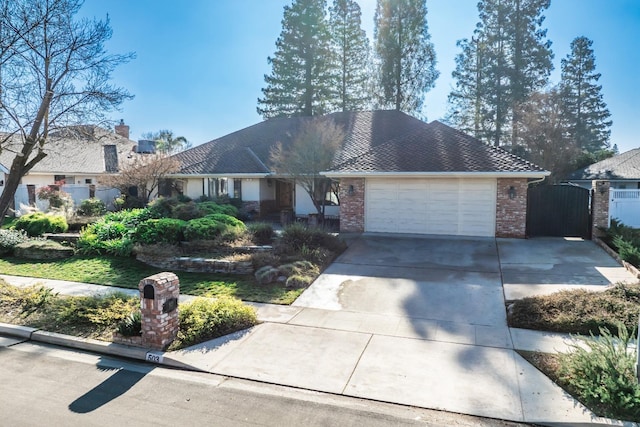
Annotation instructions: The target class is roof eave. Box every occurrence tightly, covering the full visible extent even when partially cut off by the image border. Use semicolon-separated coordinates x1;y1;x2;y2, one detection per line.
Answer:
321;171;550;179
169;173;270;179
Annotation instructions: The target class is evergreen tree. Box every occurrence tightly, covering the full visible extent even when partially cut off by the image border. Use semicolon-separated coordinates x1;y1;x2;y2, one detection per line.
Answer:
373;0;438;115
329;0;371;112
446;36;493;141
257;0;333;119
447;0;553;147
561;36;612;153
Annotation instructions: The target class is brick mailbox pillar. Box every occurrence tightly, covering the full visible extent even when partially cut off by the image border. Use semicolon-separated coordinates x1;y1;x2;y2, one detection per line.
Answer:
139;272;180;350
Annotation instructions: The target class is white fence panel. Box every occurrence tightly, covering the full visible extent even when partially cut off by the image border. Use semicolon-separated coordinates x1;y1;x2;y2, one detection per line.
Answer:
61;184;90;206
610;190;640;228
95;187;121;211
13;184;122;214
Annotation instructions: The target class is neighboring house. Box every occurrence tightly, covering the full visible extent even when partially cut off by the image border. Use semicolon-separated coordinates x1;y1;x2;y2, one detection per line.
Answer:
567;149;640;228
0;121;138;212
172;110;548;238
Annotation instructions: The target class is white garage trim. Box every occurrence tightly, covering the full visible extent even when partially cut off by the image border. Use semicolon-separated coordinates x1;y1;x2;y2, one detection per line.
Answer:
365;178;497;237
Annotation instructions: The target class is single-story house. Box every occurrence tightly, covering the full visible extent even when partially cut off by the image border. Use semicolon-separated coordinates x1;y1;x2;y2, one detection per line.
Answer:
567;148;640;228
0;121;139;212
171;110;549;238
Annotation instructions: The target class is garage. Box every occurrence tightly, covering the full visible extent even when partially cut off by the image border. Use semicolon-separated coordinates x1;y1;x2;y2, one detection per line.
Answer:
365;178;497;237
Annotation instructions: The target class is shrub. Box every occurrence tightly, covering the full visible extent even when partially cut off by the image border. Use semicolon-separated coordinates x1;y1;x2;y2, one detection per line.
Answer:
171;202;202;221
76;198;106;216
606;219;640;248
77;220;133;257
9;285;58;317
103;208;153;229
613;236;640;267
247;222;273;245
508;283;640;336
183;216;226;241
206;213;245;229
147;197;178;218
133;218;186;244
91;221;128;240
279;223;346;264
14;212;68;236
255;265;281;285
251;252;280;269
0;229;29;255
197;201;239;218
176;297;258;348
558;324;640;421
37;185;73;210
54;291;138;327
116;310;142;336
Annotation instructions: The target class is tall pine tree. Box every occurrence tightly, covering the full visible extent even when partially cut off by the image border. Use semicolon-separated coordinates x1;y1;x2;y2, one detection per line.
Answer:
561;36;612;154
446;36;492;140
373;0;438;115
329;0;371;112
447;0;553;147
258;0;334;119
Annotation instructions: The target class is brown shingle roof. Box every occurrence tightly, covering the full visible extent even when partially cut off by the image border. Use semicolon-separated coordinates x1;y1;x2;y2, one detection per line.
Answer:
173;111;546;176
329;120;545;173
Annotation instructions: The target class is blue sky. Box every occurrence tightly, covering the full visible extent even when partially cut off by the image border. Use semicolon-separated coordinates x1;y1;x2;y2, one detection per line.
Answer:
81;0;640;153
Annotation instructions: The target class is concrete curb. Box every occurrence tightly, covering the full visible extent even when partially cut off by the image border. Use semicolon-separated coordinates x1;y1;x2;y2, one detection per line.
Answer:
0;322;206;373
0;323;37;339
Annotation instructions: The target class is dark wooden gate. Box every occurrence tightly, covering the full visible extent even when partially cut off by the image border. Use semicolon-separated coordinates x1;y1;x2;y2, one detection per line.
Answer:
527;185;592;238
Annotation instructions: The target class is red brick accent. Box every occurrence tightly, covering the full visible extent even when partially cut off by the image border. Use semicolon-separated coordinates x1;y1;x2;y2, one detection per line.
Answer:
591;180;610;238
339;178;365;233
495;178;528;238
138;272;180;350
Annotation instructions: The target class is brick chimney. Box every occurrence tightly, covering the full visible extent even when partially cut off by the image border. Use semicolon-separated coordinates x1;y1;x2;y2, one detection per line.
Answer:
115;119;130;139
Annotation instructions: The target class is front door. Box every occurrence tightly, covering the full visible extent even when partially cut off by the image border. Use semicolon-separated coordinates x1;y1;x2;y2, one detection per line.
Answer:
277;180;293;209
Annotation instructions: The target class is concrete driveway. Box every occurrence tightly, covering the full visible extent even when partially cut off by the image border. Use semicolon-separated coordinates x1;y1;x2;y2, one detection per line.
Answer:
294;234;509;347
498;237;637;300
293;234;637;347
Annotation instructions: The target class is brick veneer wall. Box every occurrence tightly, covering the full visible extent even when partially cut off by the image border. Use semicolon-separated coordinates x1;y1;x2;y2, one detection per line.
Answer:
495;178;529;238
139;272;180;350
591;180;610;238
339;178;365;233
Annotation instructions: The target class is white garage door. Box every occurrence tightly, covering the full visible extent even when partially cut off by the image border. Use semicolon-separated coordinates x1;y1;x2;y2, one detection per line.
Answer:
365;178;497;237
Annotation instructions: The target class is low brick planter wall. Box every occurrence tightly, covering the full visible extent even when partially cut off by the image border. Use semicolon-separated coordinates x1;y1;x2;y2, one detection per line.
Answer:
112;332;143;347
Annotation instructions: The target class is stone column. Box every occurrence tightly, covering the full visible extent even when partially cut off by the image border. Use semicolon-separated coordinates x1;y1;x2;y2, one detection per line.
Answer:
591;180;610;238
139;272;180;350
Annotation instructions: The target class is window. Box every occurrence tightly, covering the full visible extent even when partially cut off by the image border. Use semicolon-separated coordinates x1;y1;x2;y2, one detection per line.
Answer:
234;179;242;199
85;179;92;184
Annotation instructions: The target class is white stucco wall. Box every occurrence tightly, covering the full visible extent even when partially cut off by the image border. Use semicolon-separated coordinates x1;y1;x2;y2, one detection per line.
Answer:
259;179;276;201
19;174;52;186
242;179;260;201
294;183;339;216
182;178;204;200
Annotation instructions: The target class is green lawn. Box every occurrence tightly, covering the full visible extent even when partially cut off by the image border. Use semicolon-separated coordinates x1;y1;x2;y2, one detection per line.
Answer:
0;255;303;304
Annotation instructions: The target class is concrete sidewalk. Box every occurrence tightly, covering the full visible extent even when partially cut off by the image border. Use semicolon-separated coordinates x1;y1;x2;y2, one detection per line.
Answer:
0;274;634;426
